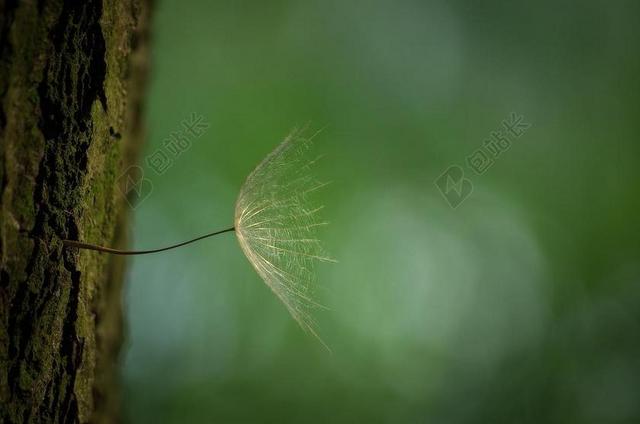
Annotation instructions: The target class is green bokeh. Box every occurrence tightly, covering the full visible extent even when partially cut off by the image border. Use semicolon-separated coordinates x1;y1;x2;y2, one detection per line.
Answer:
122;1;640;422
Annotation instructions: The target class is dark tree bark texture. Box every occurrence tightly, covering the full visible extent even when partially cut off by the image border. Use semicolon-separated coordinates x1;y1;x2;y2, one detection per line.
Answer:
0;0;150;422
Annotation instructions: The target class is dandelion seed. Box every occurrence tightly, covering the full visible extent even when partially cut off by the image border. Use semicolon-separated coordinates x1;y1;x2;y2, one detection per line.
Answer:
235;128;334;341
63;127;333;345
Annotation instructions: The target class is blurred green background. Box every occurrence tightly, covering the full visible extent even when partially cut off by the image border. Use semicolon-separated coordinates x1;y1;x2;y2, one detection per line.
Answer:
122;1;640;422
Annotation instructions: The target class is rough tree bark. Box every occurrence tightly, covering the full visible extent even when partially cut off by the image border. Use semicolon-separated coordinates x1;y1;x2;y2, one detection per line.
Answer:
0;0;150;422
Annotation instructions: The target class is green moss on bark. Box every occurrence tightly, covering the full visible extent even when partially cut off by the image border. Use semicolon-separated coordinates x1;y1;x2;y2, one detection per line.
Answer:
0;0;151;422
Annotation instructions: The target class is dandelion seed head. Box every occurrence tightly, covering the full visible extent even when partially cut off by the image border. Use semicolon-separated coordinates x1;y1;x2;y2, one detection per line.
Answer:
234;127;333;342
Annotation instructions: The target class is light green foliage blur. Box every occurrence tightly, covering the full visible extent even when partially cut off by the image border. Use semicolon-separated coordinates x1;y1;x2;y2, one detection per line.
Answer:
123;1;640;423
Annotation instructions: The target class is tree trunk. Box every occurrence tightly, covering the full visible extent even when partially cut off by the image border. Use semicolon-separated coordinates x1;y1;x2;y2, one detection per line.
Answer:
0;0;150;422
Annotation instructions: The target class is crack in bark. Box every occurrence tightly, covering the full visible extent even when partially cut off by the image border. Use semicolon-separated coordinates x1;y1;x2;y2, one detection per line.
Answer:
1;0;150;421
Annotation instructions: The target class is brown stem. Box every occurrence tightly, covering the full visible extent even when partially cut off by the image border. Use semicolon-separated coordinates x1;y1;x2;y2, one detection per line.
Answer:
63;227;235;255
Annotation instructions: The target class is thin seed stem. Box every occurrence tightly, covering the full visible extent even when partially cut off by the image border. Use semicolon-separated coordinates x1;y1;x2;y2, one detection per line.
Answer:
63;227;235;255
